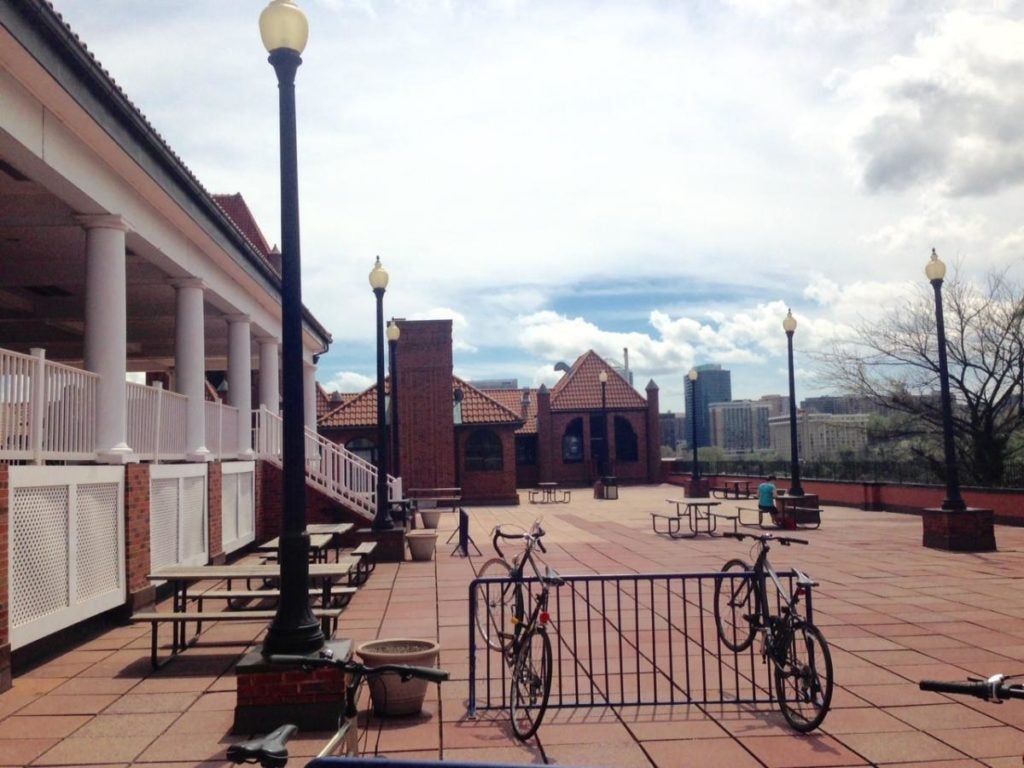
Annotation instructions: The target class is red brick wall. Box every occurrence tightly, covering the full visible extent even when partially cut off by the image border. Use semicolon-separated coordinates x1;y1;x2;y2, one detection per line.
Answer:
0;465;9;692
608;411;649;483
456;426;519;504
207;463;224;564
257;460;368;542
395;320;456;491
123;463;154;609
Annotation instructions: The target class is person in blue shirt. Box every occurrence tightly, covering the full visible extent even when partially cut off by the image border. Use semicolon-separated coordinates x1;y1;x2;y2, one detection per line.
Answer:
757;476;777;522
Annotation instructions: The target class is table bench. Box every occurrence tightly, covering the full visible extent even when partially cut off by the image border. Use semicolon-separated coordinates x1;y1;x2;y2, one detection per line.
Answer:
737;504;821;529
710;480;753;500
650;512;683;537
349;541;377;585
194;585;358;612
528;483;571;504
131;606;344;668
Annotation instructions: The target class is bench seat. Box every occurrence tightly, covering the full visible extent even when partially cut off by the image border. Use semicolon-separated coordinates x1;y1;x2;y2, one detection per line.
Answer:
195;586;357;611
131;607;344;668
650;512;682;536
349;542;377;584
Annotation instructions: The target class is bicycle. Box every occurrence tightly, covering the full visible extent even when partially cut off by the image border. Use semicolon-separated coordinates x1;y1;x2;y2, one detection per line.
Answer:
473;518;564;741
713;531;834;732
227;648;449;767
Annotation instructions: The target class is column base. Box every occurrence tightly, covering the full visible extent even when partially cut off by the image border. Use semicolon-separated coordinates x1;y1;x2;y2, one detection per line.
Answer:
682;478;710;497
97;445;134;464
187;448;214;462
922;507;996;552
234;639;351;734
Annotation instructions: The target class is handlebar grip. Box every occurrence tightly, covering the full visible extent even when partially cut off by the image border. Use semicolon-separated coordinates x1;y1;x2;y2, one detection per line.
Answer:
920;680;991;697
394;665;450;684
779;537;809;545
537;538;547;554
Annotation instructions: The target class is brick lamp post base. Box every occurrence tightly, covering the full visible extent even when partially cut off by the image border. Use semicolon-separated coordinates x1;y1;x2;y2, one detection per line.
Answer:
683;478;710;498
234;638;352;734
922;507;996;552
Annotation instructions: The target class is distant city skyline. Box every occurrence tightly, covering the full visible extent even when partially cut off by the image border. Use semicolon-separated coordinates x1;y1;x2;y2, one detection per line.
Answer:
49;1;1024;412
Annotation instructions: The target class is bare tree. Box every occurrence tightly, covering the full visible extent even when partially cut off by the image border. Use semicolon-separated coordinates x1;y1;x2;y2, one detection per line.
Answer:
812;267;1024;486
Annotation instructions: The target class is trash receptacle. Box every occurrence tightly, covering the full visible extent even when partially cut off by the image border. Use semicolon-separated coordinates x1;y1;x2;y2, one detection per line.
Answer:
602;475;618;500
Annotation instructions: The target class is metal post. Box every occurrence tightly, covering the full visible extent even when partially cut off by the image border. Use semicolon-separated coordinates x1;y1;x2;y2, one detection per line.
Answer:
931;276;965;511
601;378;608;477
262;45;324;655
785;328;804;497
373;287;393;529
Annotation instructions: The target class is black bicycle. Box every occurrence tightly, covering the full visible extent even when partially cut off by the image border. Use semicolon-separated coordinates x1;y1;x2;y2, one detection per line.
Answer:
473;519;563;741
713;531;834;732
227;649;448;766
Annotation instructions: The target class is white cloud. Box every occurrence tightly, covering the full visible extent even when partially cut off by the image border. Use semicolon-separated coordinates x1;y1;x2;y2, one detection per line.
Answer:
325;371;374;393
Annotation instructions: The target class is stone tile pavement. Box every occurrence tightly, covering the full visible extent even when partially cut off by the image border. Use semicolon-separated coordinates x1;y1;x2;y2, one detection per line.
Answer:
2;484;1024;766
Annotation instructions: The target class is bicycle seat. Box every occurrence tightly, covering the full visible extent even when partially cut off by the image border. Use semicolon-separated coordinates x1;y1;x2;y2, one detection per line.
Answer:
226;723;297;767
542;566;565;587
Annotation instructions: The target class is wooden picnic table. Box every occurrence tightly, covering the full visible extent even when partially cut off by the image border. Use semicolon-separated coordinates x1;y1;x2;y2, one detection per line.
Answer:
529;482;568;504
711;479;753;499
663;497;722;538
305;522;354;559
256;533;334;563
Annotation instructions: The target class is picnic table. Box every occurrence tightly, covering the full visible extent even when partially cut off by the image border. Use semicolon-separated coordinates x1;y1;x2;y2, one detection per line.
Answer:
305;522;354;559
651;497;732;538
528;482;570;504
711;479;753;499
407;487;462;528
256;533;334;563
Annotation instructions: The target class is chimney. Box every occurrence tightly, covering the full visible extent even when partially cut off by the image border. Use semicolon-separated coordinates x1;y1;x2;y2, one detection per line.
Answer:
520;387;531;420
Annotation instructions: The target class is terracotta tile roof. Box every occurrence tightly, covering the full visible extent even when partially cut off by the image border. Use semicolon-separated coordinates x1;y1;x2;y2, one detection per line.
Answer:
212;193;274;261
480;388;537;434
550;350;648;411
320;377;522;428
454;377;523;426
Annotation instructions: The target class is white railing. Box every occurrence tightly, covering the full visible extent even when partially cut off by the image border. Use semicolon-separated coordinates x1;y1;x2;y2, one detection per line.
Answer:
126;381;187;461
253;405;401;519
0;347;98;463
205;400;240;459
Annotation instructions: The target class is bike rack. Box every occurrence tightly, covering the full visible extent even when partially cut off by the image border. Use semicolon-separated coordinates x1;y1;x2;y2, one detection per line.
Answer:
468;569;809;717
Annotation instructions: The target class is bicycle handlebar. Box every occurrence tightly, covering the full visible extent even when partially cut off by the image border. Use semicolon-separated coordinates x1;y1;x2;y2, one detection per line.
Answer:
722;532;808;546
920;675;1024;702
491;521;546;559
266;654;450;684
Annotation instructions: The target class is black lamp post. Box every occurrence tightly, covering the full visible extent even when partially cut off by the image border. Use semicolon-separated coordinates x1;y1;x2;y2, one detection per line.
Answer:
370;257;393;530
598;371;608;477
259;0;324;655
783;309;804;497
387;320;401;479
688;368;699;481
926;249;965;511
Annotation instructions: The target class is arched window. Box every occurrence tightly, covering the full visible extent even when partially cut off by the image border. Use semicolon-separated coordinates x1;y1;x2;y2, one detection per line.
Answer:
614;416;639;462
346;437;377;465
466;429;503;471
562;418;583;463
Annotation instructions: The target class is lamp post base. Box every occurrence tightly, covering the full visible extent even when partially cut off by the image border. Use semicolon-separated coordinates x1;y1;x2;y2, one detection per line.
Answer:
922;507;996;552
684;477;710;497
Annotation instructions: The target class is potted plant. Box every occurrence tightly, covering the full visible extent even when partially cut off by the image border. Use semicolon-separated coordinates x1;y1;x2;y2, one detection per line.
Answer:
355;638;441;716
406;529;437;561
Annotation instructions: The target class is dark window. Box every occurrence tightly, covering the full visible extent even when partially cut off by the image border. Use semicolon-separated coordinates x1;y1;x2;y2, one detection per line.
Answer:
466;429;503;471
346;437;377;465
516;435;537;466
615;416;639;462
562;418;584;463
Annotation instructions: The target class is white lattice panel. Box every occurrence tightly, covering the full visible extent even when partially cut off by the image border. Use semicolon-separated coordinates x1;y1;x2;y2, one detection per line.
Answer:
222;475;238;544
10;485;70;628
149;477;180;572
181;475;206;561
238;472;254;539
75;483;122;601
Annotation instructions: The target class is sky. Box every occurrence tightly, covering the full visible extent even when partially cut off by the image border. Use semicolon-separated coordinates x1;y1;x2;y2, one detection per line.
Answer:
48;0;1024;412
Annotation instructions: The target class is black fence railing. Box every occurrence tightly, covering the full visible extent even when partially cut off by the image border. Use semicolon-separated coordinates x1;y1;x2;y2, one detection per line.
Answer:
468;570;805;715
665;458;1024;489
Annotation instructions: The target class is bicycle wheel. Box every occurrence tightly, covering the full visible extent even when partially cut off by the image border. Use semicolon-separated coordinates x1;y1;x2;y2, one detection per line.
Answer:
714;559;757;652
474;558;523;651
774;622;834;732
509;628;553;741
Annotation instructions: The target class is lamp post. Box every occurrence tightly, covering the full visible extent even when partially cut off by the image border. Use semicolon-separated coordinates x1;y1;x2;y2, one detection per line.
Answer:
783;309;804;497
926;249;965;511
688;369;699;481
370;257;393;530
387;320;401;479
259;0;323;655
598;371;608;477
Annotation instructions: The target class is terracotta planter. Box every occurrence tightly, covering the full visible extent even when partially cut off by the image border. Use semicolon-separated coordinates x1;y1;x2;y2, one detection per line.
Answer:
355;638;441;716
406;530;437;561
419;508;442;529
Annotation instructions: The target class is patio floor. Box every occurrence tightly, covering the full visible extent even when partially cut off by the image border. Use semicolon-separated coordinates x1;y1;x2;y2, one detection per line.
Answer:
3;483;1024;767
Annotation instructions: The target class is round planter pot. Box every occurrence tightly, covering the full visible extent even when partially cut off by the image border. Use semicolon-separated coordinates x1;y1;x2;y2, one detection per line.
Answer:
419;508;442;529
406;530;437;561
355;638;441;716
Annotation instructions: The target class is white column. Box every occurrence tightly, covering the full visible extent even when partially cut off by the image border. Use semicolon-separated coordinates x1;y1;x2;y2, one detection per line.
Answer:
172;278;211;461
79;214;133;462
258;338;280;415
303;360;317;432
227;314;254;457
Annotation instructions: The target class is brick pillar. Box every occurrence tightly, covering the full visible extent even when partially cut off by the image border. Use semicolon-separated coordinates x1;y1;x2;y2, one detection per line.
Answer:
922;507;996;552
208;462;225;564
0;465;10;693
394;319;456;491
645;379;661;484
536;385;552;482
124;463;155;610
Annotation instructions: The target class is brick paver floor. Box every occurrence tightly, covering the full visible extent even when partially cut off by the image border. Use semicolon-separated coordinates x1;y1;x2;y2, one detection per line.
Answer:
2;484;1024;766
